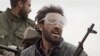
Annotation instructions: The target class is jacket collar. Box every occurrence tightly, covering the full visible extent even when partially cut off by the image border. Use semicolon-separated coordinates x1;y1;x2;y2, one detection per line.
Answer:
34;37;64;56
35;37;64;49
5;8;23;22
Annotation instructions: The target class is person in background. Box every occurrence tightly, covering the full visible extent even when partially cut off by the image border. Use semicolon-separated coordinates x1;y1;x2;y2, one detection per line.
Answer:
0;0;37;56
20;5;88;56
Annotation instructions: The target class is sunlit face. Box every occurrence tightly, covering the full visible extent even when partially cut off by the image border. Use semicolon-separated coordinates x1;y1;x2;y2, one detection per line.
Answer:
41;13;64;45
19;0;31;20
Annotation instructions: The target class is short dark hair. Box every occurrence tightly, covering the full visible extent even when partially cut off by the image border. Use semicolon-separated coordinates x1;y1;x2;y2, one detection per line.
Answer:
35;5;64;24
35;5;64;35
10;0;27;8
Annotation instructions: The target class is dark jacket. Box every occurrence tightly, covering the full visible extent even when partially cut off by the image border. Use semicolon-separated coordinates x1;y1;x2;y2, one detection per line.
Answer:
20;38;88;56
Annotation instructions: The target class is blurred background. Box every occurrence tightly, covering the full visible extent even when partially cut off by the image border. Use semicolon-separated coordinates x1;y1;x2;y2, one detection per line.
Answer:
0;0;100;56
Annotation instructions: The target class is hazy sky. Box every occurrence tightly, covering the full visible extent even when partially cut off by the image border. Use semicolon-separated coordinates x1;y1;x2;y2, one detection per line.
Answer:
0;0;100;56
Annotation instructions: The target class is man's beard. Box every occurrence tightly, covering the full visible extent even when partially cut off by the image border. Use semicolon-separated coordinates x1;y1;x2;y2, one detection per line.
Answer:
19;8;28;21
42;27;62;45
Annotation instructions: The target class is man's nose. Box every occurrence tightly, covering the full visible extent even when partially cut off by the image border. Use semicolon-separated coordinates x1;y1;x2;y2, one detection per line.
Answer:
54;23;62;28
54;23;62;33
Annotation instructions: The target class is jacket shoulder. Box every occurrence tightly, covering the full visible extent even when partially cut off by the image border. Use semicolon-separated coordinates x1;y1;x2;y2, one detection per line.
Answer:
26;19;36;28
62;42;87;56
0;11;6;18
0;11;2;13
62;41;77;50
20;45;35;56
60;41;77;56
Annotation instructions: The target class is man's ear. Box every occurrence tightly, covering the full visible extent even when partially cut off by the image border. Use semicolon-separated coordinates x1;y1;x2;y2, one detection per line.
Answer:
37;24;43;31
18;1;23;8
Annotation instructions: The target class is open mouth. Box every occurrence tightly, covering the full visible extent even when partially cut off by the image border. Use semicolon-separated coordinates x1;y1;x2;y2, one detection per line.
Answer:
52;31;60;36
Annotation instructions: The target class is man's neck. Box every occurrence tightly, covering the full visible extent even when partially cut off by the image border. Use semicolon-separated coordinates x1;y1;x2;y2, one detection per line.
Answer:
40;37;53;54
10;8;20;17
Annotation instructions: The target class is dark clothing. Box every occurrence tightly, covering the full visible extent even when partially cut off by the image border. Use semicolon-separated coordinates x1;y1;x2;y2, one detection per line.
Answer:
0;8;36;55
21;38;88;56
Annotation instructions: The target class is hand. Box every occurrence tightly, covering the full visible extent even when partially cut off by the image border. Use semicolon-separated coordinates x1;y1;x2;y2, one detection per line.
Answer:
3;45;17;56
3;50;15;56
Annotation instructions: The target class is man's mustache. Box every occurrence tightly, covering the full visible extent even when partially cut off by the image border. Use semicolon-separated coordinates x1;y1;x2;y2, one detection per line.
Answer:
51;28;62;35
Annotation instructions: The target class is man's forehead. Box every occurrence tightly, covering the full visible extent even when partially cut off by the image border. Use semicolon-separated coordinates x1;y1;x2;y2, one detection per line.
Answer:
45;13;64;19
